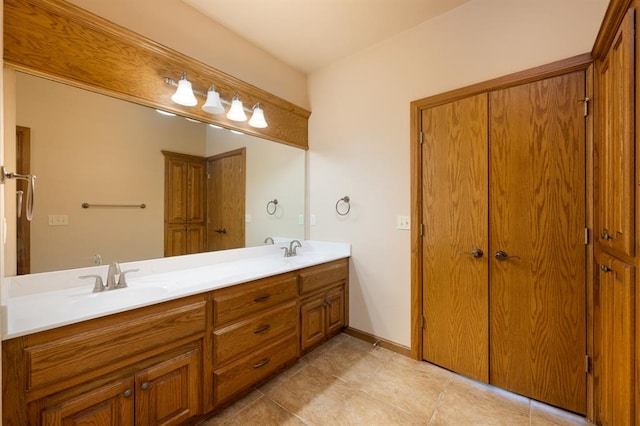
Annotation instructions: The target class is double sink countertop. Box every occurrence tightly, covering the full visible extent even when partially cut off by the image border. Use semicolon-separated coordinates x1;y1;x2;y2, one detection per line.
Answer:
1;240;351;340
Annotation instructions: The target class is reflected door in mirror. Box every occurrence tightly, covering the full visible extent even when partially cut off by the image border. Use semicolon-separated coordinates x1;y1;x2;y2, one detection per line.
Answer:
207;149;246;251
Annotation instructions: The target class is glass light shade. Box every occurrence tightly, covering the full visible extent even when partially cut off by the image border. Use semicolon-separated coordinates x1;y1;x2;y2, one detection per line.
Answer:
226;95;247;121
248;104;268;128
171;75;197;106
202;88;225;114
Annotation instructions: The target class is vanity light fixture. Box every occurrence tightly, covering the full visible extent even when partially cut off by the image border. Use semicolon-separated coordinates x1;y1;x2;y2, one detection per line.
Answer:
209;123;223;129
248;103;268;128
170;73;198;106
164;74;268;128
226;94;248;122
202;85;225;114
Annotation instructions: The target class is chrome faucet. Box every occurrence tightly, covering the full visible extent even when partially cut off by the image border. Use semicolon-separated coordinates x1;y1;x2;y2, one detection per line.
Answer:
105;261;121;290
289;240;302;256
264;236;274;244
79;261;138;293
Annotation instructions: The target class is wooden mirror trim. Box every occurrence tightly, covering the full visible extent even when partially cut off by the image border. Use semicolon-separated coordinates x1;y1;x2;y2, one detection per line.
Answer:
4;0;311;149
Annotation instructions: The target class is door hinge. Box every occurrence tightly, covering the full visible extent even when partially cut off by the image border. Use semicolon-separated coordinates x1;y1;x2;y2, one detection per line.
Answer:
585;228;589;245
420;223;424;237
421;315;425;328
585;354;590;374
581;97;590;117
419;131;423;144
206;172;211;179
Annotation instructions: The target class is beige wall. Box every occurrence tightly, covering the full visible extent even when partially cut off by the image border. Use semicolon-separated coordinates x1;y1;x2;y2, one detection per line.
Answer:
307;0;608;346
66;0;309;110
206;128;306;247
10;72;206;274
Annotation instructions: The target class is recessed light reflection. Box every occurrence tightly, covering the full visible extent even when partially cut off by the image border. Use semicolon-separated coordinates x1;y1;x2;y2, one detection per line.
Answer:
156;109;176;116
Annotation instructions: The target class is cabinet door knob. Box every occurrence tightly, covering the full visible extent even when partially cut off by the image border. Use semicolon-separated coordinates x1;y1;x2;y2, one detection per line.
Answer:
600;232;613;241
460;248;484;258
123;389;132;398
495;251;520;261
600;264;612;273
141;382;150;391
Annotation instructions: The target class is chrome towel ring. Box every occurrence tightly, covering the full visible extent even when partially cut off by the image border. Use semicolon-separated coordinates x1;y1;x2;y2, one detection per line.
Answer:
266;199;278;215
336;196;351;216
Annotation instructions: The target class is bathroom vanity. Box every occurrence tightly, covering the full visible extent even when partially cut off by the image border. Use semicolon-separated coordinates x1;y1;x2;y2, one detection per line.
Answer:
1;241;350;425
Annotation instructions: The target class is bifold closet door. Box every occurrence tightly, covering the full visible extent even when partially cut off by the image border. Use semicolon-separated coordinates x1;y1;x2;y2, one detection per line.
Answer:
489;71;587;414
422;94;489;383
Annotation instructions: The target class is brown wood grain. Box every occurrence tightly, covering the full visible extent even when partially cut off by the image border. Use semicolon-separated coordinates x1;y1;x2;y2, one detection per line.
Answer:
26;301;206;391
212;274;298;326
489;71;587;413
4;0;310;149
300;296;327;351
298;258;348;295
206;149;246;252
421;94;489;383
213;301;298;367
597;9;635;258
212;334;298;406
594;254;635;426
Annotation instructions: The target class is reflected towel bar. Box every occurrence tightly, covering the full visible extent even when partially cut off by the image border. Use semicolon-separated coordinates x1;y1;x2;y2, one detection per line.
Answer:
82;202;146;209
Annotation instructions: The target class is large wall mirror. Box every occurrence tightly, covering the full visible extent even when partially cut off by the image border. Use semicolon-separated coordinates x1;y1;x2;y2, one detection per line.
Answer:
3;70;306;275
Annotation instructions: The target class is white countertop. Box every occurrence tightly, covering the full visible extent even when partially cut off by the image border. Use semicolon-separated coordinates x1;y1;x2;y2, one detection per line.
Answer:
1;240;350;340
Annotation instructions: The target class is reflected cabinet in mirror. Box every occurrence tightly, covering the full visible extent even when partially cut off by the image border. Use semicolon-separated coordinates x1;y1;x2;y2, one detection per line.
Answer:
4;71;306;275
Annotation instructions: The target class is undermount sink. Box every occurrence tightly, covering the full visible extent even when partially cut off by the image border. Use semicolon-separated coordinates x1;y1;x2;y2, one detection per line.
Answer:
69;286;171;302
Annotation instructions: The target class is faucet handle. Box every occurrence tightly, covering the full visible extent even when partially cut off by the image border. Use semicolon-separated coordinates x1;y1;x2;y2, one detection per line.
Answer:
80;274;104;293
117;269;139;288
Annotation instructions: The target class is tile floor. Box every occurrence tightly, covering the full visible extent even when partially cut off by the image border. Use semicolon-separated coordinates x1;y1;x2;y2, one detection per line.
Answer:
200;333;592;425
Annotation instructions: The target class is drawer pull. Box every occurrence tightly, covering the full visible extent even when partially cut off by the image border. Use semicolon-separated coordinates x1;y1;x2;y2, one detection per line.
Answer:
254;294;271;302
253;324;271;334
253;357;271;369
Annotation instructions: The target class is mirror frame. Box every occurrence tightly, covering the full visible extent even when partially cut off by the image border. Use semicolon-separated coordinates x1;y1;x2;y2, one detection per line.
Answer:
4;0;310;149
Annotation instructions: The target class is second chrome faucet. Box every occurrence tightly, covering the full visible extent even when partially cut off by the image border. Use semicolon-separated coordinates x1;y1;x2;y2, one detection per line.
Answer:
281;240;302;257
80;262;139;293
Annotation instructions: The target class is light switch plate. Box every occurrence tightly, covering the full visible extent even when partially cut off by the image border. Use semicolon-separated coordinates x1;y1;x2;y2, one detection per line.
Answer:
397;215;410;230
48;214;69;226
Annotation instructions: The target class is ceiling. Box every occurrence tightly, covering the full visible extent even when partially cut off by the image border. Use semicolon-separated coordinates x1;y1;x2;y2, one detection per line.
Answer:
182;0;472;74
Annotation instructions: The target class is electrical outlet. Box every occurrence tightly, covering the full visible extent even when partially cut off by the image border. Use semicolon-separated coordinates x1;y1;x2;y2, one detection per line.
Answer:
298;214;304;225
397;215;410;230
245;214;252;223
48;214;69;226
310;214;317;226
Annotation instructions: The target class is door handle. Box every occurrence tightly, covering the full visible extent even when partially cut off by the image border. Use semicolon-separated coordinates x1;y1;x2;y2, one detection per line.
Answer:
214;228;227;234
460;248;484;258
495;251;520;261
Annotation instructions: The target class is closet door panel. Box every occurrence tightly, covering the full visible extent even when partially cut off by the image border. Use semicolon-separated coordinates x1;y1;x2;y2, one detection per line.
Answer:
489;71;587;413
422;94;489;382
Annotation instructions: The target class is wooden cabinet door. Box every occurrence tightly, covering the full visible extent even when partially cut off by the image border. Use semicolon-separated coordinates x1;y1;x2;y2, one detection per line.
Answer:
421;94;490;383
489;71;587;414
325;286;345;335
165;224;187;257
41;378;134;426
135;349;201;426
300;296;326;351
597;9;635;258
187;161;205;223
186;225;205;254
595;254;635;426
165;157;188;223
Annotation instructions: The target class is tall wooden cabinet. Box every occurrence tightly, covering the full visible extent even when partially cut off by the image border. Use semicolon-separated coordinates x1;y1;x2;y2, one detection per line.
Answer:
418;68;588;414
593;5;637;426
163;151;206;257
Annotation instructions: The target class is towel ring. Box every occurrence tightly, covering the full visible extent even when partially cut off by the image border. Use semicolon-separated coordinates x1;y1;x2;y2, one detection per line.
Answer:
266;199;278;215
336;196;351;216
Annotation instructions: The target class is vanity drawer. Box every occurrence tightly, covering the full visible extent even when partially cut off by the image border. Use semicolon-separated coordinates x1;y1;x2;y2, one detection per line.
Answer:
25;300;206;391
213;334;297;406
213;300;297;367
212;274;297;326
298;259;348;295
